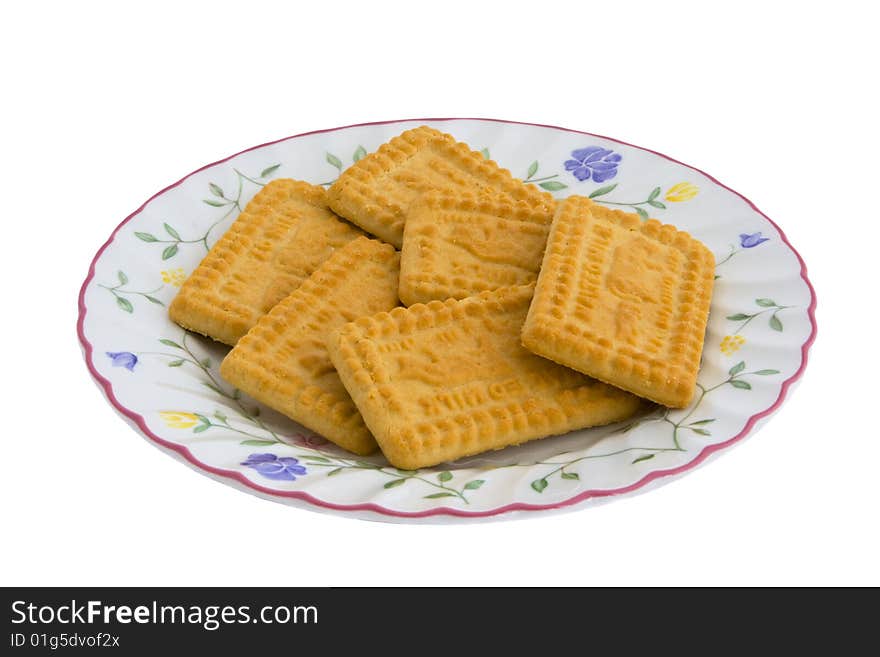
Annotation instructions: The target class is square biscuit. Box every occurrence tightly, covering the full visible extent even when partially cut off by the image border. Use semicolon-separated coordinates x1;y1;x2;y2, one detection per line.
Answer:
521;196;715;408
326;126;554;248
399;191;556;306
169;178;363;345
327;285;644;470
219;236;400;455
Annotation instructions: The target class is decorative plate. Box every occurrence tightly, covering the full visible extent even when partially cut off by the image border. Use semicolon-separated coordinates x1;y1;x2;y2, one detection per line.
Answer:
78;118;816;522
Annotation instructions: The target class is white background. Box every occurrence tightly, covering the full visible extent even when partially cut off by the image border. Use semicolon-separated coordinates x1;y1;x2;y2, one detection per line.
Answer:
2;0;877;586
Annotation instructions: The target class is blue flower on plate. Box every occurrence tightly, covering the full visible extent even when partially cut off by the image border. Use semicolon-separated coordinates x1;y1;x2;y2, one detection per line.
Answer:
564;146;622;183
740;232;770;248
106;351;138;371
241;453;307;481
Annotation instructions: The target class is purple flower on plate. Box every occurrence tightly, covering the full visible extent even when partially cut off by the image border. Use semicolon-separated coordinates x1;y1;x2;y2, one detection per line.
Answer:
564;146;622;183
241;453;307;481
740;232;770;248
106;351;138;371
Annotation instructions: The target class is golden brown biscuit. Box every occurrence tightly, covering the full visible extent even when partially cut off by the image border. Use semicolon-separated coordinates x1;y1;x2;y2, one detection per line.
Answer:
521;196;715;408
219;236;400;455
326;126;554;248
398;191;556;306
327;285;644;469
169;179;363;345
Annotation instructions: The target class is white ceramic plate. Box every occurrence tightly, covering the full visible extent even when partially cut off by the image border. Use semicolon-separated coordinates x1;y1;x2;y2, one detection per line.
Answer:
78;118;816;522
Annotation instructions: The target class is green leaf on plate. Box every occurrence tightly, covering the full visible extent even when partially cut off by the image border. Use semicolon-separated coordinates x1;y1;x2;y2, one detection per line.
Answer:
754;369;780;376
200;357;212;369
527;160;539;179
539;181;567;191
438;471;453;483
144;295;164;305
631;453;655;464
192;424;210;434
756;298;777;307
689;418;716;425
159;338;182;349
769;315;783;331
353;145;367;162
647;199;666;209
135;231;158;242
163;223;181;240
116;296;133;313
634;206;649;220
240;439;276;446
588;183;618;199
726;313;752;321
203;199;227;207
463;480;485;490
326;153;343;170
209;183;224;198
162;244;179;260
327;467;344;476
261;164;281;178
531;478;548;493
561;471;579;480
117;270;129;285
194;414;210;425
729;361;746;376
691;428;712;436
479;148;490;159
213;410;227;422
648;186;661;201
384;478;407;489
303;455;331;463
730;379;752;390
424;492;456;499
167;359;184;367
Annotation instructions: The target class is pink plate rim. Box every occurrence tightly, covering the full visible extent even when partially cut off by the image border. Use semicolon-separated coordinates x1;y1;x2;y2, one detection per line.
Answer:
76;117;818;519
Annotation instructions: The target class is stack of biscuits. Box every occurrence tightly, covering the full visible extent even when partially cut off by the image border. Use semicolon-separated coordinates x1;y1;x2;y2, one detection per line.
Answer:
169;126;714;470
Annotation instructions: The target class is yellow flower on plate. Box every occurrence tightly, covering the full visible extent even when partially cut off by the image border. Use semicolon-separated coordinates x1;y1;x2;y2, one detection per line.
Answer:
720;335;746;356
665;182;699;202
160;411;199;429
161;268;187;287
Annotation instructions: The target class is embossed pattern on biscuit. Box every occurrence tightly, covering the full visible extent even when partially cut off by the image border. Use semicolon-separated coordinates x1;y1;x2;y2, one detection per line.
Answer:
521;196;715;408
327;286;644;470
168;179;363;345
327;126;554;248
218;236;400;455
399;191;556;306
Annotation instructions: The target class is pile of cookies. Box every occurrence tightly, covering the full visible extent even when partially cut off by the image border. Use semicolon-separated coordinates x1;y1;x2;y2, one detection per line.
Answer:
169;126;714;470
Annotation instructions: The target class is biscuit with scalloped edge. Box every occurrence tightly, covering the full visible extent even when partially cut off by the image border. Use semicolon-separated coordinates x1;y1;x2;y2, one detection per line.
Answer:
399;191;556;306
522;196;715;408
326;285;644;469
327;126;554;248
219;236;400;455
169;178;363;345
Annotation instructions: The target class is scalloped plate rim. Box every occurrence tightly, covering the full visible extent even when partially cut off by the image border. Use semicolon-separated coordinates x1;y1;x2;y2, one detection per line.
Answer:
76;117;818;521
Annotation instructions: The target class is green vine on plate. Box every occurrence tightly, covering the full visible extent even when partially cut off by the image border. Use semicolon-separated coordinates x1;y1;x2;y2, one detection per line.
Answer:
318;146;368;186
99;270;164;313
522;160;569;192
727;298;792;333
528;361;780;493
587;183;666;219
134;164;281;260
143;331;281;443
300;454;486;504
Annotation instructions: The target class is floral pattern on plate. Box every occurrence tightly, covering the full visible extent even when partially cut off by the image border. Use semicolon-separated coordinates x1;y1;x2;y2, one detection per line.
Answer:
78;118;816;522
